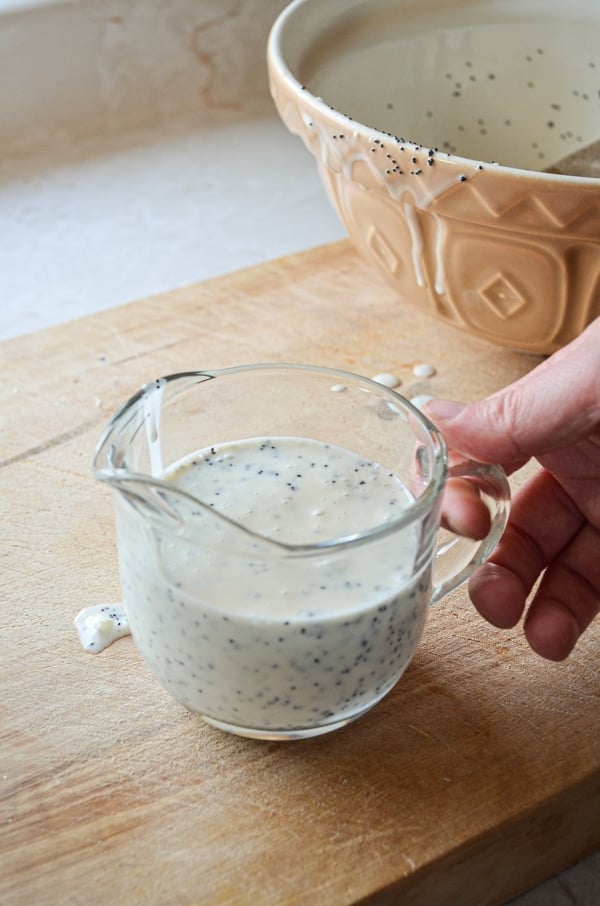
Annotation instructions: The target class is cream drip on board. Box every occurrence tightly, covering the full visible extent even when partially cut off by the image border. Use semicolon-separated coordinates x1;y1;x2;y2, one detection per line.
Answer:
74;603;130;653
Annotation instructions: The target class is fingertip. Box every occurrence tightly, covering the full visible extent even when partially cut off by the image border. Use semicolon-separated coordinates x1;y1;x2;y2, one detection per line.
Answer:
445;506;491;541
524;598;580;661
423;399;467;424
468;562;526;629
443;478;492;540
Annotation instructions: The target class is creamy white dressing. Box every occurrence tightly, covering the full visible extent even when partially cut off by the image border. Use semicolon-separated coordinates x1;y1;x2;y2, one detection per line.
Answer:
412;363;436;378
403;201;426;289
117;436;431;735
143;377;166;477
410;393;435;410
371;372;401;389
74;603;130;653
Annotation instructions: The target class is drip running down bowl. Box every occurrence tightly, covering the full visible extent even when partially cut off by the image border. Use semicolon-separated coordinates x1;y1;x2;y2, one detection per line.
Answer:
268;0;600;354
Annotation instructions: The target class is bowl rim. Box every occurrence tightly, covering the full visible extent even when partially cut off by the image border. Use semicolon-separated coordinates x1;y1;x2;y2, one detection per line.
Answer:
267;0;600;187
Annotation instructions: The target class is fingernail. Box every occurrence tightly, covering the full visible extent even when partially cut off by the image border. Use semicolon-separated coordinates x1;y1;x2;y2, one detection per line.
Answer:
423;399;467;423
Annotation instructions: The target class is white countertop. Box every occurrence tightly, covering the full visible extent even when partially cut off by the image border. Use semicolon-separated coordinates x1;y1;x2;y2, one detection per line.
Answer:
0;110;344;340
0;0;597;901
0;0;343;341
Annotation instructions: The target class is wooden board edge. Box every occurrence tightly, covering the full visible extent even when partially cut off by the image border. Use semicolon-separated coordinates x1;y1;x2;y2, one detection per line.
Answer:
355;771;600;906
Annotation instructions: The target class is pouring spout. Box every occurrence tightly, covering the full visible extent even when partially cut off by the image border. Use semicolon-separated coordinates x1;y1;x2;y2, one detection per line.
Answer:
93;376;168;480
97;469;291;558
92;372;266;548
100;473;198;529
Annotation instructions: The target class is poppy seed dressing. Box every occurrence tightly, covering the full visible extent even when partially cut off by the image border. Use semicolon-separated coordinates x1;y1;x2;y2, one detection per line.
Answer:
117;436;431;735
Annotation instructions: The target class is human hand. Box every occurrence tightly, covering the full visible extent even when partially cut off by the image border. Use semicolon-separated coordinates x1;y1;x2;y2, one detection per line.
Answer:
425;317;600;661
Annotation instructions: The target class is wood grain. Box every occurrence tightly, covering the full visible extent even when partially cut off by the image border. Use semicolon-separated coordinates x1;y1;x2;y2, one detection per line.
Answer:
1;240;598;906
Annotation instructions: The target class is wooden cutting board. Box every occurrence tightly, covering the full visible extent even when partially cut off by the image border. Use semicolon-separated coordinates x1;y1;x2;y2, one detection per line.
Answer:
1;240;598;906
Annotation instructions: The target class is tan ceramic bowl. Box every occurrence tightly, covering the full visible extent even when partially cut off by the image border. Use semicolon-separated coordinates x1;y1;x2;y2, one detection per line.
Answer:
268;0;600;354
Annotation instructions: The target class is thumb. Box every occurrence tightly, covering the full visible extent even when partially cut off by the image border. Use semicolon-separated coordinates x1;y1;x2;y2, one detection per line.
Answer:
424;320;600;464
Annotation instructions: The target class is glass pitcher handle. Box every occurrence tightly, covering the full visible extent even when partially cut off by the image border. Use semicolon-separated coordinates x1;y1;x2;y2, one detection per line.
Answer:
431;460;510;604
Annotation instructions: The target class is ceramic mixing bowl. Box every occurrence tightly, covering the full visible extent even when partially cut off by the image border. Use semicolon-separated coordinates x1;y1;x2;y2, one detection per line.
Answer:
268;0;600;354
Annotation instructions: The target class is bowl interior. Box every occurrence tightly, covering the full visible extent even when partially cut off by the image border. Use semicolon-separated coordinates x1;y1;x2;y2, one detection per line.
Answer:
289;0;600;172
